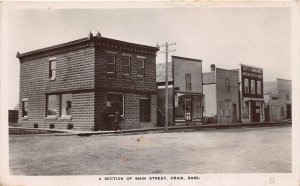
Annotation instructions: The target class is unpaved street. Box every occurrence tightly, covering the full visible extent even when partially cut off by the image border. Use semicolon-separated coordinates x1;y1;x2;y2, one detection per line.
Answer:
9;126;291;175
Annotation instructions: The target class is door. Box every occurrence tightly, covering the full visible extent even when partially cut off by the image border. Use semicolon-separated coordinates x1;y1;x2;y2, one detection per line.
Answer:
232;103;237;123
251;102;260;122
185;99;192;121
287;104;291;119
265;105;270;122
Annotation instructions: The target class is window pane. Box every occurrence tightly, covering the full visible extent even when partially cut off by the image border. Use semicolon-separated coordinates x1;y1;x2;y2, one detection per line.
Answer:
137;59;144;68
22;101;28;117
61;94;72;116
47;95;57;116
50;61;56;70
107;93;123;115
257;81;261;94
251;80;255;94
106;55;115;73
137;68;144;77
244;79;249;93
185;74;191;91
122;66;130;75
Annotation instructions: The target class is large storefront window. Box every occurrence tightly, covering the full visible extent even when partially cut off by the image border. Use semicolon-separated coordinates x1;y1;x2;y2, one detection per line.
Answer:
251;80;255;94
61;94;72;116
107;93;124;115
47;95;57;116
175;93;202;121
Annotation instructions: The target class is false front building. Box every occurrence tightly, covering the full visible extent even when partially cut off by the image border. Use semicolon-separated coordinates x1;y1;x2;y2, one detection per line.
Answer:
17;32;158;131
157;56;204;126
240;64;265;122
203;65;240;124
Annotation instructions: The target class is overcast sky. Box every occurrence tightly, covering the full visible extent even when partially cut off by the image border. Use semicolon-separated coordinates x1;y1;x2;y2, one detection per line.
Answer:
6;7;291;109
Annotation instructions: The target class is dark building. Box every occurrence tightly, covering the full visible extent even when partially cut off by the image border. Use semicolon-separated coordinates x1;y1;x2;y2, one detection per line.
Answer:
17;32;159;131
203;65;240;124
157;56;204;125
240;64;264;122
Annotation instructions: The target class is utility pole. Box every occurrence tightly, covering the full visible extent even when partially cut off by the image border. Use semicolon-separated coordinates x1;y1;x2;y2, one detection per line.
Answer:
156;42;176;131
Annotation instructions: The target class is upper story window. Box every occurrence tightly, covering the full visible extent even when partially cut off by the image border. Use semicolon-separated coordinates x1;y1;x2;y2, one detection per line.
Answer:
251;80;255;94
225;78;230;93
47;94;57;117
137;58;145;77
286;90;290;100
22;98;28;117
244;79;249;93
257;80;261;95
106;54;116;74
122;56;131;75
185;74;191;91
49;60;56;79
60;94;72;116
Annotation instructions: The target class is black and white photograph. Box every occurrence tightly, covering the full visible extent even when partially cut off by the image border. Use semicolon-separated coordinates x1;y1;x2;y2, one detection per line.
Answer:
0;1;299;186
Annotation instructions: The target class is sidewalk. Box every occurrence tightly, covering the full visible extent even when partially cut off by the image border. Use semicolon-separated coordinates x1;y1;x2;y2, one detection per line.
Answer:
9;121;291;136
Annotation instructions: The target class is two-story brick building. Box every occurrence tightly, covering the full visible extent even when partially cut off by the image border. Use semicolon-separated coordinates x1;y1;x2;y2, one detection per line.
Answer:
157;56;204;125
17;32;158;131
203;65;240;124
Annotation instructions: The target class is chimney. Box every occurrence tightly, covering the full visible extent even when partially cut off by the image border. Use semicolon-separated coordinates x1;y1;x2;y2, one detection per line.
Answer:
211;64;215;71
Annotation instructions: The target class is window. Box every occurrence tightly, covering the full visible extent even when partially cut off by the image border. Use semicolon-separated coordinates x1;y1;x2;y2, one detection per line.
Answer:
47;95;57;116
251;80;255;94
286;91;290;100
185;74;191;91
22;99;28;117
225;78;230;93
106;54;116;73
140;95;151;122
244;79;249;93
219;101;225;117
257;81;261;95
122;57;131;75
137;59;145;77
107;93;124;115
225;102;231;117
49;60;56;79
60;94;72;116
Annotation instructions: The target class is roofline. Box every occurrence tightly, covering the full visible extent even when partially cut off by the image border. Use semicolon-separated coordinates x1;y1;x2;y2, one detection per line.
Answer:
239;63;263;70
277;78;292;81
17;35;159;59
216;67;239;73
172;55;202;63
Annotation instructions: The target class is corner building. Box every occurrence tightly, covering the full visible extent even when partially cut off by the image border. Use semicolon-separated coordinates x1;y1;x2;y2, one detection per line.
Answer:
18;33;158;131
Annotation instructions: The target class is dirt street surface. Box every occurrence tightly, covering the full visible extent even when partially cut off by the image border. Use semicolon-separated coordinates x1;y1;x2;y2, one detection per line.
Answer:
9;126;291;175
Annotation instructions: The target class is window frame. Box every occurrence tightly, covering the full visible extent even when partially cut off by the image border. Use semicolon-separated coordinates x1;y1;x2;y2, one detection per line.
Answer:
185;74;192;91
46;94;58;117
107;92;125;116
257;80;261;95
122;56;131;75
106;53;116;74
49;59;57;80
137;58;145;77
60;93;72;117
250;79;255;94
22;98;28;118
244;78;249;93
225;78;230;93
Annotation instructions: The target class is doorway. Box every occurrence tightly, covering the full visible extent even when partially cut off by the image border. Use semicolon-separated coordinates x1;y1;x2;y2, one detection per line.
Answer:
251;102;260;122
287;104;291;119
185;99;192;121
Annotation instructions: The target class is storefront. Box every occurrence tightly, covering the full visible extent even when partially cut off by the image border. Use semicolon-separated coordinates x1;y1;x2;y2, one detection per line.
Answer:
174;92;203;122
241;98;264;122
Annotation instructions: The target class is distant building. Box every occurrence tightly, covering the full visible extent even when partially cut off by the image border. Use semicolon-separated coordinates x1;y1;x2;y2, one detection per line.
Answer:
203;65;240;124
264;78;292;121
240;64;264;122
156;56;204;125
17;32;159;131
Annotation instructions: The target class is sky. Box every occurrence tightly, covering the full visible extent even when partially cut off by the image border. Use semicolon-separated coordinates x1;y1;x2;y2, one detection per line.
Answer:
5;7;291;109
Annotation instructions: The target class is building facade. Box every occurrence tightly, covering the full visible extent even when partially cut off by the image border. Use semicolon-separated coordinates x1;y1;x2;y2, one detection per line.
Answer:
18;32;158;131
157;56;204;125
264;78;292;121
203;65;240;124
240;64;264;122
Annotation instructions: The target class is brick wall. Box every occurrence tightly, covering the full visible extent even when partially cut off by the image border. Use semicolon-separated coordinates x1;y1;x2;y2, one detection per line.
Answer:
18;46;95;130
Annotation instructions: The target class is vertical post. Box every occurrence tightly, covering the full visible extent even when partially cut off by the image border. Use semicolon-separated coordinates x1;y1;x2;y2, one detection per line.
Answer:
165;43;169;131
